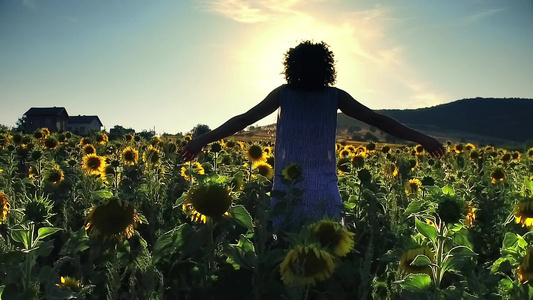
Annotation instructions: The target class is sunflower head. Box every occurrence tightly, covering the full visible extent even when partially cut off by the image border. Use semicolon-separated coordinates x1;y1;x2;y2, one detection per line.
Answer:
143;145;161;165
357;169;372;183
44;137;59;150
183;181;232;222
96;133;108;145
282;162;303;181
399;247;434;276
381;145;390;154
339;148;351;158
82;154;107;176
437;195;465;225
31;150;43;160
490;167;505;184
337;157;352;175
414;144;424;155
528;148;533;159
124;133;134;141
85;198;141;240
45;165;64;186
383;163;399;179
82;144;96;156
246;144;264;162
366;142;376;151
180;162;205;183
421;176;435;186
464;203;477;228
210;142;222;153
405;178;422;195
121;147;139;165
79;137;92;146
351;153;365;169
310;220;354;257
253;161;274;180
454;143;463;154
517;249;533;285
464;143;476;151
500;153;511;163
24;196;53;224
56;276;82;292
0;192;10;224
512;151;522;162
280;245;336;286
515;198;533;228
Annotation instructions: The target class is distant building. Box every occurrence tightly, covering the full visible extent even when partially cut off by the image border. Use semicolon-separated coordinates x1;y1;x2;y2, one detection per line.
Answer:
67;115;103;136
24;107;69;133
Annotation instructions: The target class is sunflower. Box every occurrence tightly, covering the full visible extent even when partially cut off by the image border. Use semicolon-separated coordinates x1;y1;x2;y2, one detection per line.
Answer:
182;181;232;223
96;133;108;145
210;142;222;153
414;144;424;155
500;153;511;163
405;178;422;195
517;250;533;284
79;137;92;146
310;220;354;257
337;157;352;175
44;137;59;150
339;148;351;158
1;192;10;224
82;144;96;156
253;161;274;180
46;165;64;186
263;146;273;156
28;166;38;179
246;144;265;162
121;147;139;165
437;195;465;224
85;198;141;239
124;133;134;142
366;142;376;151
351;153;365;169
512;151;522;162
383;163;399;179
528;148;533;159
464;203;477;228
464;143;476;151
41;128;50;138
453;143;463;154
515;199;533;227
82;154;106;176
56;276;82;292
150;136;161;147
184;135;192;142
399;247;434;276
279;245;336;286
282;162;302;181
180;162;205;182
335;143;342;152
142;145;161;165
345;145;356;153
381;145;391;153
490;168;505;184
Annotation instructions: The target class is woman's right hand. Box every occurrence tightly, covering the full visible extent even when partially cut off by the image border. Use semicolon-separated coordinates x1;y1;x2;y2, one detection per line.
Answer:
419;136;446;158
181;139;204;162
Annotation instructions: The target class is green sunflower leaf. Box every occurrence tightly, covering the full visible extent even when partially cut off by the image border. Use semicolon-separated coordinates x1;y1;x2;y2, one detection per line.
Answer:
415;217;437;242
230;205;253;230
397;274;432;291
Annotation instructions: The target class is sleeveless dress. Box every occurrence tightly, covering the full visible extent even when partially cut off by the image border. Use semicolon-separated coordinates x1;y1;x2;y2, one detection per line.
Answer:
270;85;342;227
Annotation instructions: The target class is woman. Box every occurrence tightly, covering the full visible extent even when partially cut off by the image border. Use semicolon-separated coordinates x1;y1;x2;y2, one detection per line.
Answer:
182;41;445;226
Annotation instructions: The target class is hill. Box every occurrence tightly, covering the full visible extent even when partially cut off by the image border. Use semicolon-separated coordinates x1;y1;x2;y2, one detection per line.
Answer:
337;97;533;144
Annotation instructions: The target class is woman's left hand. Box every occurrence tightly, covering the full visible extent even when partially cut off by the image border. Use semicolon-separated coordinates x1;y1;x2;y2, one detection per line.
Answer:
182;139;204;162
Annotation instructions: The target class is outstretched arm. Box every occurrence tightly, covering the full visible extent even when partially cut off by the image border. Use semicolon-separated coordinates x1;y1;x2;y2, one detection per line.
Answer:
182;86;281;161
337;89;445;157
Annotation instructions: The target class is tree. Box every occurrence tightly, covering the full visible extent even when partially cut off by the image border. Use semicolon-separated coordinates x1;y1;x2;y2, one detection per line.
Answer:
15;116;26;132
190;124;211;138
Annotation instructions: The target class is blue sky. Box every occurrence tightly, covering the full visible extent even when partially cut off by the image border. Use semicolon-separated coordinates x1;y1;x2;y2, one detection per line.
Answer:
1;0;532;134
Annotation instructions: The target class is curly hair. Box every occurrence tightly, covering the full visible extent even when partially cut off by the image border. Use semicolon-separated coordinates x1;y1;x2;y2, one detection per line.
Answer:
283;41;337;91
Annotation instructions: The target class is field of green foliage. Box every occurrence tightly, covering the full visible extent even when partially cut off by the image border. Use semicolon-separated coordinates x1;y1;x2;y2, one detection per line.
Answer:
1;128;533;300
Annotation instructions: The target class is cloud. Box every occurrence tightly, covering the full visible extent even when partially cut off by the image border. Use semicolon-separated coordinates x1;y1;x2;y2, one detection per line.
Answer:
463;7;506;25
21;0;37;10
195;0;303;23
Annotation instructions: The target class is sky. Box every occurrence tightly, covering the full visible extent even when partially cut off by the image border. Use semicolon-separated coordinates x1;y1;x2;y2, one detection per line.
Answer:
1;0;532;134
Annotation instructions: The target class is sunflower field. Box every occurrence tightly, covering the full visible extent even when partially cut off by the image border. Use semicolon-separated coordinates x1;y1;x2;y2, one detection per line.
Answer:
1;128;533;300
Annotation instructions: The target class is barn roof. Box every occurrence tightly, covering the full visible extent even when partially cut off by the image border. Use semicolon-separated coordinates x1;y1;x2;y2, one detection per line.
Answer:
68;115;103;126
24;107;68;117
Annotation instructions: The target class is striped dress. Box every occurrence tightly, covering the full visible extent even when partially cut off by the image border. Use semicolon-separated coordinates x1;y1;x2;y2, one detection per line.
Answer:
271;84;342;228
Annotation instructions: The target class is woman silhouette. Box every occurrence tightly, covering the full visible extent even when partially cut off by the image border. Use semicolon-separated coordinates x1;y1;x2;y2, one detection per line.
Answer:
182;41;445;226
